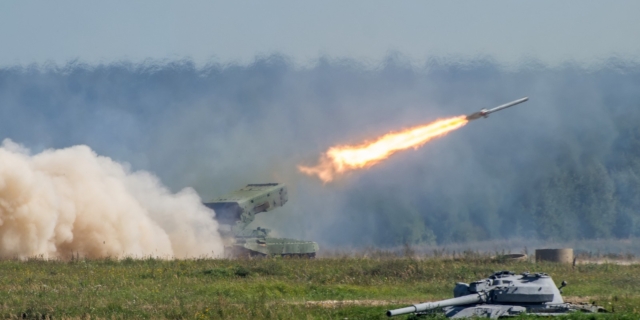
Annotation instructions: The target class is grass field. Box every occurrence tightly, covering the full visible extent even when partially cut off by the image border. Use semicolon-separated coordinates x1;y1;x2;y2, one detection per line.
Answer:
0;256;638;319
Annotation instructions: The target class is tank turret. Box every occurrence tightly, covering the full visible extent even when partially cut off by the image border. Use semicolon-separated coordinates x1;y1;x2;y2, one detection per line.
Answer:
203;183;318;258
386;270;604;318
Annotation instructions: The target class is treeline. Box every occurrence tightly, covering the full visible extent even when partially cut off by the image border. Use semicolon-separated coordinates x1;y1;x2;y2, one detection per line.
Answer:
1;57;639;247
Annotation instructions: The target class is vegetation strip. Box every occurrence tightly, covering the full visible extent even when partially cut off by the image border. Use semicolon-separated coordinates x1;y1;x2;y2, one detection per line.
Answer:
0;257;637;319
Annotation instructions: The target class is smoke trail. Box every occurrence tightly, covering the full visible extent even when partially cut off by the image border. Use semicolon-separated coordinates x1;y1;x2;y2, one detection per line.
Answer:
0;139;223;259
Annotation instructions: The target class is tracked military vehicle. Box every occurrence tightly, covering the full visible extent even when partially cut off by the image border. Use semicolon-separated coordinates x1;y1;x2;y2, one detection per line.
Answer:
387;270;605;318
204;183;318;258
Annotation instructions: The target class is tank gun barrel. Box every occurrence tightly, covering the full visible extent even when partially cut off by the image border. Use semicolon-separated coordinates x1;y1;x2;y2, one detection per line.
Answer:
386;293;486;317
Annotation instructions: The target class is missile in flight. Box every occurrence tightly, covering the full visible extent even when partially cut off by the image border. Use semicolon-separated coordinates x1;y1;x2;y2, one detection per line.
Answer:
466;97;529;121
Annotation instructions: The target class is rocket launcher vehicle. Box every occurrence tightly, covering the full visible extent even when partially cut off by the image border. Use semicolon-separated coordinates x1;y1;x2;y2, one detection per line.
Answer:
204;183;319;258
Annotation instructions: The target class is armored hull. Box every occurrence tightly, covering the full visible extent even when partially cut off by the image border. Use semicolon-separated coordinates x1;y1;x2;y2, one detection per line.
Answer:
230;236;319;258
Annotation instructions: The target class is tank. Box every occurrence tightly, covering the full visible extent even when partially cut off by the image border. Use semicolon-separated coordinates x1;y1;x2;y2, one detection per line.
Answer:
387;270;605;318
203;183;319;258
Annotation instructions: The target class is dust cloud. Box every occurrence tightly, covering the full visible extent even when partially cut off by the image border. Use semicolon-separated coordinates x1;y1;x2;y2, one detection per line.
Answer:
0;139;223;259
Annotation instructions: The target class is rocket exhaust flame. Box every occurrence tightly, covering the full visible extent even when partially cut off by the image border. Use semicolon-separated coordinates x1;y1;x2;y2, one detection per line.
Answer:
299;97;528;182
298;116;469;182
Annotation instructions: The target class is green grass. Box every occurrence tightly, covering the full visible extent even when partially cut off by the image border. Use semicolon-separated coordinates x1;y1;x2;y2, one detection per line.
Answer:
0;257;638;319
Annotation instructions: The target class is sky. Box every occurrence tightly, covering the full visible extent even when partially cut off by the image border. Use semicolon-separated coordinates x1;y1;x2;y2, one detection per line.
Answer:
1;1;639;67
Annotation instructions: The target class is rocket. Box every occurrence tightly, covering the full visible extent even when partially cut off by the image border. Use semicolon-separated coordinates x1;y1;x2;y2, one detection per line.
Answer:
466;97;529;121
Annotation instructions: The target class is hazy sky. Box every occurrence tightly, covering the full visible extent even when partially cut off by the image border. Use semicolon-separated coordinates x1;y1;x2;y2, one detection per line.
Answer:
1;1;639;67
2;1;640;246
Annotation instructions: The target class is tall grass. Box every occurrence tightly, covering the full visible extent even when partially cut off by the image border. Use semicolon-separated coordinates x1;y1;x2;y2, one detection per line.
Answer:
0;256;637;319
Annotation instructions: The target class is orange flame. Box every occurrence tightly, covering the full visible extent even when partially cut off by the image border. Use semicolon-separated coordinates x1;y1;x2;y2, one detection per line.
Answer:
299;115;468;182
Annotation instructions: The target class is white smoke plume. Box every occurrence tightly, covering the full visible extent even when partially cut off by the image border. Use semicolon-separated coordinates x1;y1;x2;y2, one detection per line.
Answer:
0;139;223;259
